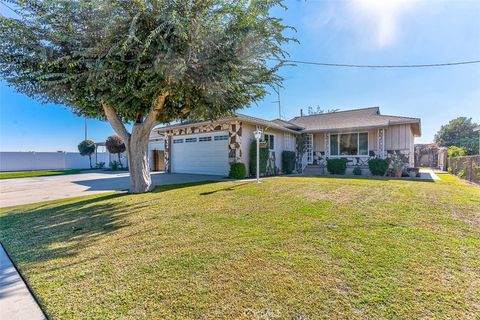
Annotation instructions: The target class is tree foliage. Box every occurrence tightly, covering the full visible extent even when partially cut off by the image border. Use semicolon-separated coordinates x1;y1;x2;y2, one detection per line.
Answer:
434;117;479;155
0;0;292;123
105;135;126;155
78;139;96;156
447;146;467;158
77;139;96;168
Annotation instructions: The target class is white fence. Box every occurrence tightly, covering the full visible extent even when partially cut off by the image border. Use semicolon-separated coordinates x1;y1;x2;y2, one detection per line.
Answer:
0;151;110;172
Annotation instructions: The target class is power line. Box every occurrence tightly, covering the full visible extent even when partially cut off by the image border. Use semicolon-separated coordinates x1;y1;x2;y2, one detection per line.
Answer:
0;1;17;14
275;58;480;68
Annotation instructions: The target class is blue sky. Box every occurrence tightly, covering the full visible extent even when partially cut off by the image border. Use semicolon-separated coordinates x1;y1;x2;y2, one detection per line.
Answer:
1;0;479;151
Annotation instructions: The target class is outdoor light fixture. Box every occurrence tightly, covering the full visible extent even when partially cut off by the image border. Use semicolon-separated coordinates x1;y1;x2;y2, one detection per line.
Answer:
253;129;263;183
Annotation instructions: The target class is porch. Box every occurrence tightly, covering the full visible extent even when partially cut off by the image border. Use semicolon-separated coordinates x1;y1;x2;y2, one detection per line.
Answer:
301;129;386;172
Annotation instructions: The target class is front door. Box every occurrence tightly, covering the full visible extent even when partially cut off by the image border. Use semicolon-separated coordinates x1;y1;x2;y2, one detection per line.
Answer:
305;134;313;164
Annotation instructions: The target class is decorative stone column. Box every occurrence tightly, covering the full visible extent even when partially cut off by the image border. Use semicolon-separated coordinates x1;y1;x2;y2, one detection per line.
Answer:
324;133;330;157
164;134;171;172
228;121;242;163
378;128;385;158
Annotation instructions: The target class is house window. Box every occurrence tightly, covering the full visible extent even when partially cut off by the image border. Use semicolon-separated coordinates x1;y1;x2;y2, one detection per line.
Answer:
199;136;212;142
330;133;368;156
214;135;228;141
173;139;183;144
264;134;275;150
185;138;197;143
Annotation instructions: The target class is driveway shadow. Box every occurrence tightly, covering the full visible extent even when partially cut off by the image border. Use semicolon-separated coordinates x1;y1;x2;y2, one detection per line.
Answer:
71;172;225;192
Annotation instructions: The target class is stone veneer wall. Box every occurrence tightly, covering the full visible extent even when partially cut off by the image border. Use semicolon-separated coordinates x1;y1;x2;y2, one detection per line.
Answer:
162;121;242;172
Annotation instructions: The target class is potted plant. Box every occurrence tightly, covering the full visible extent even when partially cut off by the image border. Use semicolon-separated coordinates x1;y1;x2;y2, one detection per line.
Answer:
408;167;420;178
389;154;404;177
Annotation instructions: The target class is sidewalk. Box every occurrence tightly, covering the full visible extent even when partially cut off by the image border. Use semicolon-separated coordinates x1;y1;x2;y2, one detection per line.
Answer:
0;244;46;320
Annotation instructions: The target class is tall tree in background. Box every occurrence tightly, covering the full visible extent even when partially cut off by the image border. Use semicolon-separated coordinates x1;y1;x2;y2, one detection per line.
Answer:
434;117;479;155
0;0;292;193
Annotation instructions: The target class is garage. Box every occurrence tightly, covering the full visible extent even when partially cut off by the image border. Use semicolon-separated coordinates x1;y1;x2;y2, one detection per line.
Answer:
171;132;229;176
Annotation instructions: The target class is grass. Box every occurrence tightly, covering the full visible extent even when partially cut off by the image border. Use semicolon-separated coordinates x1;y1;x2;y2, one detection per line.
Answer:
0;174;479;319
0;169;89;179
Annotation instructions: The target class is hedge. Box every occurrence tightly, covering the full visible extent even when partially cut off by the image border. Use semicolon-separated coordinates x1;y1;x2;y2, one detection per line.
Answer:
327;158;347;174
249;140;269;176
368;158;389;176
282;151;296;174
229;162;247;179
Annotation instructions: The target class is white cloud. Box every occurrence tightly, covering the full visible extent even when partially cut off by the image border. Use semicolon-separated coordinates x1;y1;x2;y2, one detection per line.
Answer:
350;0;417;47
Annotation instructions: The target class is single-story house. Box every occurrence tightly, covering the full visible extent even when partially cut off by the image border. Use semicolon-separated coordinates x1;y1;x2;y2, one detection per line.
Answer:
154;107;421;176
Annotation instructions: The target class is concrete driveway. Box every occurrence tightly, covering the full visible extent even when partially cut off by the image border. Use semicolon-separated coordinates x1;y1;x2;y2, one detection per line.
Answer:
0;171;224;208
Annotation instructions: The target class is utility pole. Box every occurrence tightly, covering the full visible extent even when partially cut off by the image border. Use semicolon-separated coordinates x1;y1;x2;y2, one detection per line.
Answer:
84;118;87;140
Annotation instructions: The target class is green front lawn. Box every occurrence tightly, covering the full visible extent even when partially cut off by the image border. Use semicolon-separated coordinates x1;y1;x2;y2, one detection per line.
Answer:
0;169;88;179
0;175;479;319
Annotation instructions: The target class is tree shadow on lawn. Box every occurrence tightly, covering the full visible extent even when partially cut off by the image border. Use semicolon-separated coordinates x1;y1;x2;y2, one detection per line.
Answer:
0;193;134;266
301;174;436;183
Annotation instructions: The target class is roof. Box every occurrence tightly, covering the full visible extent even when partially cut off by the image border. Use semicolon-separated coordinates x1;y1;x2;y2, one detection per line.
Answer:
474;126;480;132
289;107;421;136
155;107;421;137
156;113;300;134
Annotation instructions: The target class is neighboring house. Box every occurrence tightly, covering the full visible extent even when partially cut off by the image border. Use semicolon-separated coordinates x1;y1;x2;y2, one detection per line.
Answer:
155;107;421;176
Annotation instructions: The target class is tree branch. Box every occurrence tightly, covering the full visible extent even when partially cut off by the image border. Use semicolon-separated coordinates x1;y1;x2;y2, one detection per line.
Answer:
100;98;130;141
142;91;169;132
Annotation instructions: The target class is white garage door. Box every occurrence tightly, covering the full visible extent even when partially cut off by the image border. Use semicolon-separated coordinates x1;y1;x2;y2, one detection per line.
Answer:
171;132;229;176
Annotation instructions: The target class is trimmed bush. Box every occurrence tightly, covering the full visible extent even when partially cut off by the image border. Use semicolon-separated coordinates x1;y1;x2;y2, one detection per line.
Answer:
368;158;389;176
353;165;362;176
327;158;347;175
229;162;247;179
282;151;296;174
447;146;467;158
249;140;269;176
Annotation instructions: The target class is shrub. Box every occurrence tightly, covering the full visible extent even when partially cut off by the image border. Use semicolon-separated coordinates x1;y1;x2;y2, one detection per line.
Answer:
282;151;296;174
447;146;467;158
447;167;453;174
249;140;269;176
95;162;106;169
457;170;465;178
77;139;95;168
353;165;362;176
229;162;247;179
327;158;347;175
109;160;121;171
106;135;126;166
368;158;389;176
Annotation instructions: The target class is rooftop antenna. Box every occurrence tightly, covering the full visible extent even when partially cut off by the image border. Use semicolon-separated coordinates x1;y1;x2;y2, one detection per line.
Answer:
271;84;282;119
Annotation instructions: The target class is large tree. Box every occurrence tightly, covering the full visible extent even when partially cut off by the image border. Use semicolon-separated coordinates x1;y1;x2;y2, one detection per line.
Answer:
434;117;479;155
0;0;292;193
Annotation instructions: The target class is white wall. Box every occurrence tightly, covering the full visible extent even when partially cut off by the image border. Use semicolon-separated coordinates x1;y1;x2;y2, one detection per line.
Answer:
240;123;291;175
0;151;109;172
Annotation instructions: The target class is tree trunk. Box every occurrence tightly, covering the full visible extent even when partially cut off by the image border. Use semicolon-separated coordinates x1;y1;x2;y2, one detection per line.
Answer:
126;124;152;193
88;155;92;168
101;93;168;194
